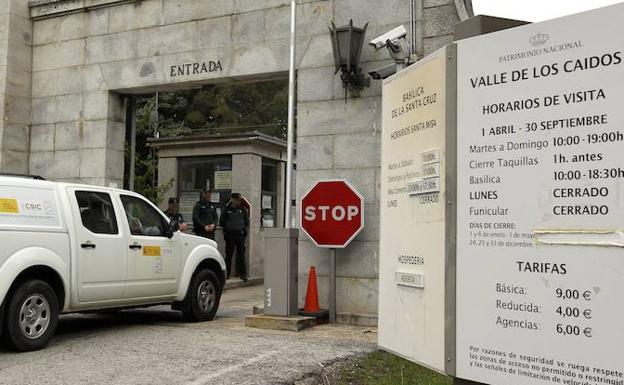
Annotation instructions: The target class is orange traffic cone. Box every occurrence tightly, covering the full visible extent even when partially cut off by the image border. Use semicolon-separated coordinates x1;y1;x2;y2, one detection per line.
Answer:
303;266;321;313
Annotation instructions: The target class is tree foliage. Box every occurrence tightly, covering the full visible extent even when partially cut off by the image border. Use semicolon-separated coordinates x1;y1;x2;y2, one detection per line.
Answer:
126;80;289;203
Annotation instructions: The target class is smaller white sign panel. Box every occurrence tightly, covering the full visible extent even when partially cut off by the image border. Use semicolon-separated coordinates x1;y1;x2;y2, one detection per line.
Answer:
407;177;441;196
214;171;232;190
421;149;440;164
396;271;425;288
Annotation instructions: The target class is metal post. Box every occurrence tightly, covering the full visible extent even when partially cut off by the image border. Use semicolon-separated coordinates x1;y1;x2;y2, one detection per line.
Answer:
414;0;424;58
329;248;336;323
284;0;297;228
128;96;137;191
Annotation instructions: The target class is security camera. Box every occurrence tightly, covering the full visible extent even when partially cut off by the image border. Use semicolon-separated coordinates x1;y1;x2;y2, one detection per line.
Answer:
369;25;408;50
368;64;397;80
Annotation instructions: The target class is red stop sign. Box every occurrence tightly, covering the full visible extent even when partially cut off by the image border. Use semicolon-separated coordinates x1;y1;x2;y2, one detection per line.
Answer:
300;180;364;248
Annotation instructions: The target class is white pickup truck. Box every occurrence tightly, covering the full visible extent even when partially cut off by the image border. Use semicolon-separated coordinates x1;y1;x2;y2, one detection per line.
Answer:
0;175;226;352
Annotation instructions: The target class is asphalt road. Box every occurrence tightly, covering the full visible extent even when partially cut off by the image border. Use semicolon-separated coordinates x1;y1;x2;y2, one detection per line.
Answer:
0;285;376;385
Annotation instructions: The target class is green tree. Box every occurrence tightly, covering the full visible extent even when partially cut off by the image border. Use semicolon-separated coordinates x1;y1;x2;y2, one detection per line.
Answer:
127;79;289;202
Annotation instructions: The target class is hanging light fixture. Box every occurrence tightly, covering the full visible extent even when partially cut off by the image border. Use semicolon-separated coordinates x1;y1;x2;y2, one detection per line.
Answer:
329;20;370;102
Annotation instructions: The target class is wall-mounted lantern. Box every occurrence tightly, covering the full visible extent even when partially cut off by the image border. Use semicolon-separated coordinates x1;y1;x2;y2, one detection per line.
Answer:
329;20;370;102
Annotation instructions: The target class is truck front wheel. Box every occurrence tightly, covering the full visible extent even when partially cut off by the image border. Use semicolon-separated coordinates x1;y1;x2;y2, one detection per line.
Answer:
3;280;59;352
182;269;222;322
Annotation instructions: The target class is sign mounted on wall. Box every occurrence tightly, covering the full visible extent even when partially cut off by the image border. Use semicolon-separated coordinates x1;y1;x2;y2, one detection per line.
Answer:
379;47;451;373
455;4;624;384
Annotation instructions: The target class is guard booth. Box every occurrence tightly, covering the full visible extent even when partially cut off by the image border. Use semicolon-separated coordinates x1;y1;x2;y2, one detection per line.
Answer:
150;131;289;281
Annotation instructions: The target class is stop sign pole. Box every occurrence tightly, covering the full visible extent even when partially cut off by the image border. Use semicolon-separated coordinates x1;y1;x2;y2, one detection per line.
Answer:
300;179;365;322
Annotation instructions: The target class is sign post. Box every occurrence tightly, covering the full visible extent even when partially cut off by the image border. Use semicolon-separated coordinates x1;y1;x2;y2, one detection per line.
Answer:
300;179;365;323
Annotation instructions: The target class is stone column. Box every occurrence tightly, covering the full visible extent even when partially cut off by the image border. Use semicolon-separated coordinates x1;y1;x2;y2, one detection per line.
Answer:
231;153;263;278
0;0;32;174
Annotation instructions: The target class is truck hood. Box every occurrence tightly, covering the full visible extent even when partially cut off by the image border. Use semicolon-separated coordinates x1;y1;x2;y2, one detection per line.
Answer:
178;232;218;250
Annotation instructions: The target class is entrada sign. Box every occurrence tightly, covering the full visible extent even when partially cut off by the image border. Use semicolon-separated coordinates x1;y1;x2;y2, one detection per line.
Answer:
169;60;223;77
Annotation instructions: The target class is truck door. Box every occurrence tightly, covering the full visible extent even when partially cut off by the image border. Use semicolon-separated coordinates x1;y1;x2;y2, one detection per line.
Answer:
70;189;127;302
118;194;180;299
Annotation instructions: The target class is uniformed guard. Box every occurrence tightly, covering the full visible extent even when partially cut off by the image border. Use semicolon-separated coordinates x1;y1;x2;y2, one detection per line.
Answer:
192;189;219;240
219;193;249;281
164;197;188;232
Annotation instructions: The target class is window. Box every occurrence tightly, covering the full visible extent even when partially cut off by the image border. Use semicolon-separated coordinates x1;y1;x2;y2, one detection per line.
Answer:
261;158;279;228
121;195;168;237
177;156;233;224
75;191;119;235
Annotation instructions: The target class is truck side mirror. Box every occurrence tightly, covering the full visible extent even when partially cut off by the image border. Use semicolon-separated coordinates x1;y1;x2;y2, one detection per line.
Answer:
167;221;179;238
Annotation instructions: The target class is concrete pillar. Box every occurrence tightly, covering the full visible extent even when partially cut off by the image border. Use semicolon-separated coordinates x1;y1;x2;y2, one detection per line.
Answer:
0;0;32;174
232;153;263;278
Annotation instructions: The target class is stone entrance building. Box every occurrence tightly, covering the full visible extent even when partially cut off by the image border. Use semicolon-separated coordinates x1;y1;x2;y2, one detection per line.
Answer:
0;0;473;325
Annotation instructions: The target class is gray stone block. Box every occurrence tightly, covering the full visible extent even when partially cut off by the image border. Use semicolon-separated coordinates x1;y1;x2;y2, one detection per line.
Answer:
99;57;165;90
137;22;197;58
163;0;235;25
57;9;109;41
109;0;162;33
297;1;333;37
107;121;126;150
298;97;381;137
57;67;83;95
81;64;108;92
56;93;83;122
1;124;29;152
335;241;378;278
297;66;334;102
231;11;267;45
54;150;80;179
30;124;55;152
107;94;125;123
424;0;454;7
296;135;333;171
33;40;85;71
297;34;334;69
0;149;28;174
197;16;232;50
86;31;137;64
79;120;107;149
80;147;106;178
35;149;80;180
32;17;59;46
228;40;290;78
32;70;58;98
30;96;57;125
297;239;330;275
336;277;378;315
334;0;410;28
5;65;31;99
5;96;31;124
105;148;124;180
357;203;380;242
0;38;6;67
296;167;377;205
333;132;381;170
54;121;80;151
83;91;109;120
424;5;460;37
235;0;289;13
424;34;454;55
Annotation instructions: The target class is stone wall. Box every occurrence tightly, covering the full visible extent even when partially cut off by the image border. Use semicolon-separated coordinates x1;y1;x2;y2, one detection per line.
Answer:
28;0;331;185
0;0;472;324
0;0;32;173
295;0;468;325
